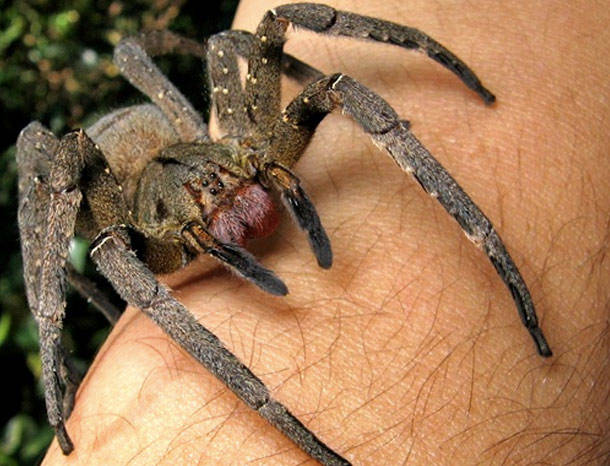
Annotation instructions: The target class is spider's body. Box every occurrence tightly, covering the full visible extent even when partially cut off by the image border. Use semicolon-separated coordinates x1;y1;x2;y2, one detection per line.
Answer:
137;146;280;249
17;4;552;465
127;137;281;273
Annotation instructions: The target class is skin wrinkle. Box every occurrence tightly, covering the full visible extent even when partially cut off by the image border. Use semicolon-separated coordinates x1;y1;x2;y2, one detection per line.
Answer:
38;0;609;464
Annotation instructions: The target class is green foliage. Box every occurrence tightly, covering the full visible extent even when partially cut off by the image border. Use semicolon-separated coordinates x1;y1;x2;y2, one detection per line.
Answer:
0;1;238;463
1;414;54;464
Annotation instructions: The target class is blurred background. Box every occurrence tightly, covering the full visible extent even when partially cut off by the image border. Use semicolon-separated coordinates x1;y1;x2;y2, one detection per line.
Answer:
0;1;238;463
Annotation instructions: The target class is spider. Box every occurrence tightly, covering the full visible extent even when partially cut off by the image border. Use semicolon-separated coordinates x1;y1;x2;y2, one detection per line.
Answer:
16;4;553;465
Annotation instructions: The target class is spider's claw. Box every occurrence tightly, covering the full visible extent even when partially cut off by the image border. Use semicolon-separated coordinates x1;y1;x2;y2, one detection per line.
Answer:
183;223;288;296
266;164;333;269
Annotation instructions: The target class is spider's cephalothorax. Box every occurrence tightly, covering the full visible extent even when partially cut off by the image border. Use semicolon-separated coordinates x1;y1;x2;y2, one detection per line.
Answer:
131;142;282;277
16;4;552;465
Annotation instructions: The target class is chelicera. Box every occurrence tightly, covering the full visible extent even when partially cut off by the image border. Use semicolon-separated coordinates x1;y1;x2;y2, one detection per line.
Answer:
16;4;552;464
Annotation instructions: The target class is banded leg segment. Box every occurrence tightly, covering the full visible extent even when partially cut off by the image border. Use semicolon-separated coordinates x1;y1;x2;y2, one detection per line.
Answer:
114;31;209;142
16;122;57;313
267;74;551;357
17;126;134;454
90;229;349;466
374;123;551;356
273;3;495;103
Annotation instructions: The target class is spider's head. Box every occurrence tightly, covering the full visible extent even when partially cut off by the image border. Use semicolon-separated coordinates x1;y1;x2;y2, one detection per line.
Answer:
134;142;279;247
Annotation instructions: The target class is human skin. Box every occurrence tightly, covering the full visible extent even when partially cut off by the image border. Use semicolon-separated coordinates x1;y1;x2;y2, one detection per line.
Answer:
43;1;609;464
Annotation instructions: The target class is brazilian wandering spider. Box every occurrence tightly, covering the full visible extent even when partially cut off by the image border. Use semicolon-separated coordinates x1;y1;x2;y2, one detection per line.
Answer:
16;3;553;464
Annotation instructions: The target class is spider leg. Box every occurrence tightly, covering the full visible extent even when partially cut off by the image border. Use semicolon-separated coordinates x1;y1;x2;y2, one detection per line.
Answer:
220;29;324;85
273;3;495;103
243;11;289;132
114;31;209;142
17;124;89;453
18;125;134;454
266;74;551;357
206;33;253;136
17;128;90;453
89;228;348;465
206;31;325;137
16;122;57;314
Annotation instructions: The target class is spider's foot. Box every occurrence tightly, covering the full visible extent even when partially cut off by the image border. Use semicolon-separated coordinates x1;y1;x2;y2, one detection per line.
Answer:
530;326;553;357
479;86;496;105
56;421;74;455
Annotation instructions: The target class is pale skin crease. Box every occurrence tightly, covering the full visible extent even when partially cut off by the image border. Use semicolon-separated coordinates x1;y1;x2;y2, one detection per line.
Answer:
43;1;609;464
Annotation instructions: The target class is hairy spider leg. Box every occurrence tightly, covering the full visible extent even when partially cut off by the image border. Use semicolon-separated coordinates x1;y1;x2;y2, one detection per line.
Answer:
273;3;495;104
219;29;325;85
114;30;209;142
266;73;551;357
17;125;121;437
17;127;93;454
113;29;325;145
245;11;288;133
207;32;253;136
90;227;349;466
16;122;58;318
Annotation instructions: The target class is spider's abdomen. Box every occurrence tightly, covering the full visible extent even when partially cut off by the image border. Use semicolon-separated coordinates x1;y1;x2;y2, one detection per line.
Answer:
209;182;279;246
